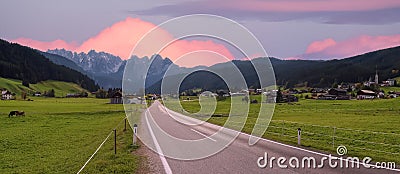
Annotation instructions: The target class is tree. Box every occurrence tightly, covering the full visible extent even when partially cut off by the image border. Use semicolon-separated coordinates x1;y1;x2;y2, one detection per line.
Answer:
80;91;88;97
276;87;283;103
96;88;107;98
22;79;29;87
21;91;27;100
332;82;338;88
47;89;55;97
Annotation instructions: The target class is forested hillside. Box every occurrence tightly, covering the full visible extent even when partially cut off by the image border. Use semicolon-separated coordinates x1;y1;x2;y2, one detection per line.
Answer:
0;39;99;91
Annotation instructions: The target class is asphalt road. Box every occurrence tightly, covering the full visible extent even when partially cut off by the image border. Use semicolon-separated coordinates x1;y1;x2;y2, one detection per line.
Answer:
138;101;398;174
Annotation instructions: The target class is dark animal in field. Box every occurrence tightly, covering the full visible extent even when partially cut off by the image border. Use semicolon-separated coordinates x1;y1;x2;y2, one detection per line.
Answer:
8;111;17;117
250;99;258;104
8;111;25;117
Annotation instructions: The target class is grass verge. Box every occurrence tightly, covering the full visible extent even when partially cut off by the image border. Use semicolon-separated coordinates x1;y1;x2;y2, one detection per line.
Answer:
0;98;143;173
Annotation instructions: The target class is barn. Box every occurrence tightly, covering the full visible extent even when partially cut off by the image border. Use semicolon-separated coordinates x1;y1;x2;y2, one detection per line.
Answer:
110;91;123;104
357;90;376;100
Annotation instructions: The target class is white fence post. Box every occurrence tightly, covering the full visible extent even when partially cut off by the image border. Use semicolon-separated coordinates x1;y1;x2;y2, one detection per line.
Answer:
297;128;301;146
133;124;138;145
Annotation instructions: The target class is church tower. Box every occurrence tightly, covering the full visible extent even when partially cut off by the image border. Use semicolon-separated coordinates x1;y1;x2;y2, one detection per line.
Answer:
375;69;379;85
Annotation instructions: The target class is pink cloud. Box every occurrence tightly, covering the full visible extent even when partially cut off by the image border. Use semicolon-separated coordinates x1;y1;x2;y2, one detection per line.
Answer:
159;40;234;67
306;38;336;54
76;18;157;59
223;0;400;12
12;38;79;51
295;34;400;60
11;17;234;67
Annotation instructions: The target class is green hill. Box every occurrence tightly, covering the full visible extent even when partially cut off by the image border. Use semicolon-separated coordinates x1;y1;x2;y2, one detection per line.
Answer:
0;39;99;91
0;77;88;98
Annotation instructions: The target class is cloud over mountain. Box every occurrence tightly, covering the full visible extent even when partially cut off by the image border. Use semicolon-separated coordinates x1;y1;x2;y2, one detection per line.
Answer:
288;34;400;60
12;17;234;67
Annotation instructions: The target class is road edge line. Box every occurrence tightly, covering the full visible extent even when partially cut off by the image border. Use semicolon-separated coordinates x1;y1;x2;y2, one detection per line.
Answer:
163;104;400;172
145;110;173;174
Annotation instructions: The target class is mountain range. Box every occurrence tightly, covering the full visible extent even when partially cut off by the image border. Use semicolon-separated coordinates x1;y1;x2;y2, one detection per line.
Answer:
44;46;400;94
44;49;194;90
5;38;398;94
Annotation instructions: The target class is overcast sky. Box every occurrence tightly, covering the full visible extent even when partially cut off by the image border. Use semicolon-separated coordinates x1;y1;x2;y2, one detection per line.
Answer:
1;0;400;66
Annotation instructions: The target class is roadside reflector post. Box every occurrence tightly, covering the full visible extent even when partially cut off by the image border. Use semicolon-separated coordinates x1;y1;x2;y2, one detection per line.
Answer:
114;129;117;154
297;128;301;146
133;124;138;145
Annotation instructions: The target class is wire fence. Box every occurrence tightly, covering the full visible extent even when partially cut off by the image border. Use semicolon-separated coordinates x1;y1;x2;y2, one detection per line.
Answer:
77;116;128;174
76;106;145;173
195;115;400;163
264;120;400;161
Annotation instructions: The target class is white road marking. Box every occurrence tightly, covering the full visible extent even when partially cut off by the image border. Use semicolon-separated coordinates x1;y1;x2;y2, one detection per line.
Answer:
207;119;400;172
145;111;173;174
156;102;399;172
158;105;167;114
190;128;217;142
162;104;400;172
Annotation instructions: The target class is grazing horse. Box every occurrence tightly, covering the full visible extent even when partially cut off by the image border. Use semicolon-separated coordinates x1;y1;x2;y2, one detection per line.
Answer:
8;111;24;117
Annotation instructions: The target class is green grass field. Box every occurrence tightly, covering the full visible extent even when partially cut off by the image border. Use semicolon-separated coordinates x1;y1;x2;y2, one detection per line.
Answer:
170;95;400;164
0;98;143;173
0;77;88;98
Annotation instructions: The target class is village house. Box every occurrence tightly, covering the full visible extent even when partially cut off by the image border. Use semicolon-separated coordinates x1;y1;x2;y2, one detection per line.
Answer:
110;91;123;104
263;90;277;103
248;89;255;95
230;92;247;96
381;79;396;87
317;88;350;100
357;90;376;100
281;94;298;103
199;92;218;97
1;90;14;100
328;88;347;96
311;88;327;99
34;92;42;97
388;91;400;98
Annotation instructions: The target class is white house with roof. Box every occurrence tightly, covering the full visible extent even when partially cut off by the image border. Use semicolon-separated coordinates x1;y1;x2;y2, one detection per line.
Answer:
382;79;396;86
1;90;14;100
357;90;376;100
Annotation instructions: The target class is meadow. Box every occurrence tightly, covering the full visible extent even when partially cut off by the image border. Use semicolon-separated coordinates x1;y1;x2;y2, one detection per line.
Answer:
171;95;400;164
0;77;88;97
0;97;143;173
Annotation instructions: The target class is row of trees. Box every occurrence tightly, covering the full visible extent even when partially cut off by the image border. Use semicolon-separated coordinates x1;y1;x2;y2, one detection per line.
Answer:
95;88;122;98
21;89;55;100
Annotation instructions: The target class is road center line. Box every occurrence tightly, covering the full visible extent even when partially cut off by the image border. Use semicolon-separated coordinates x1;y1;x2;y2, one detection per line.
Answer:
190;128;216;142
